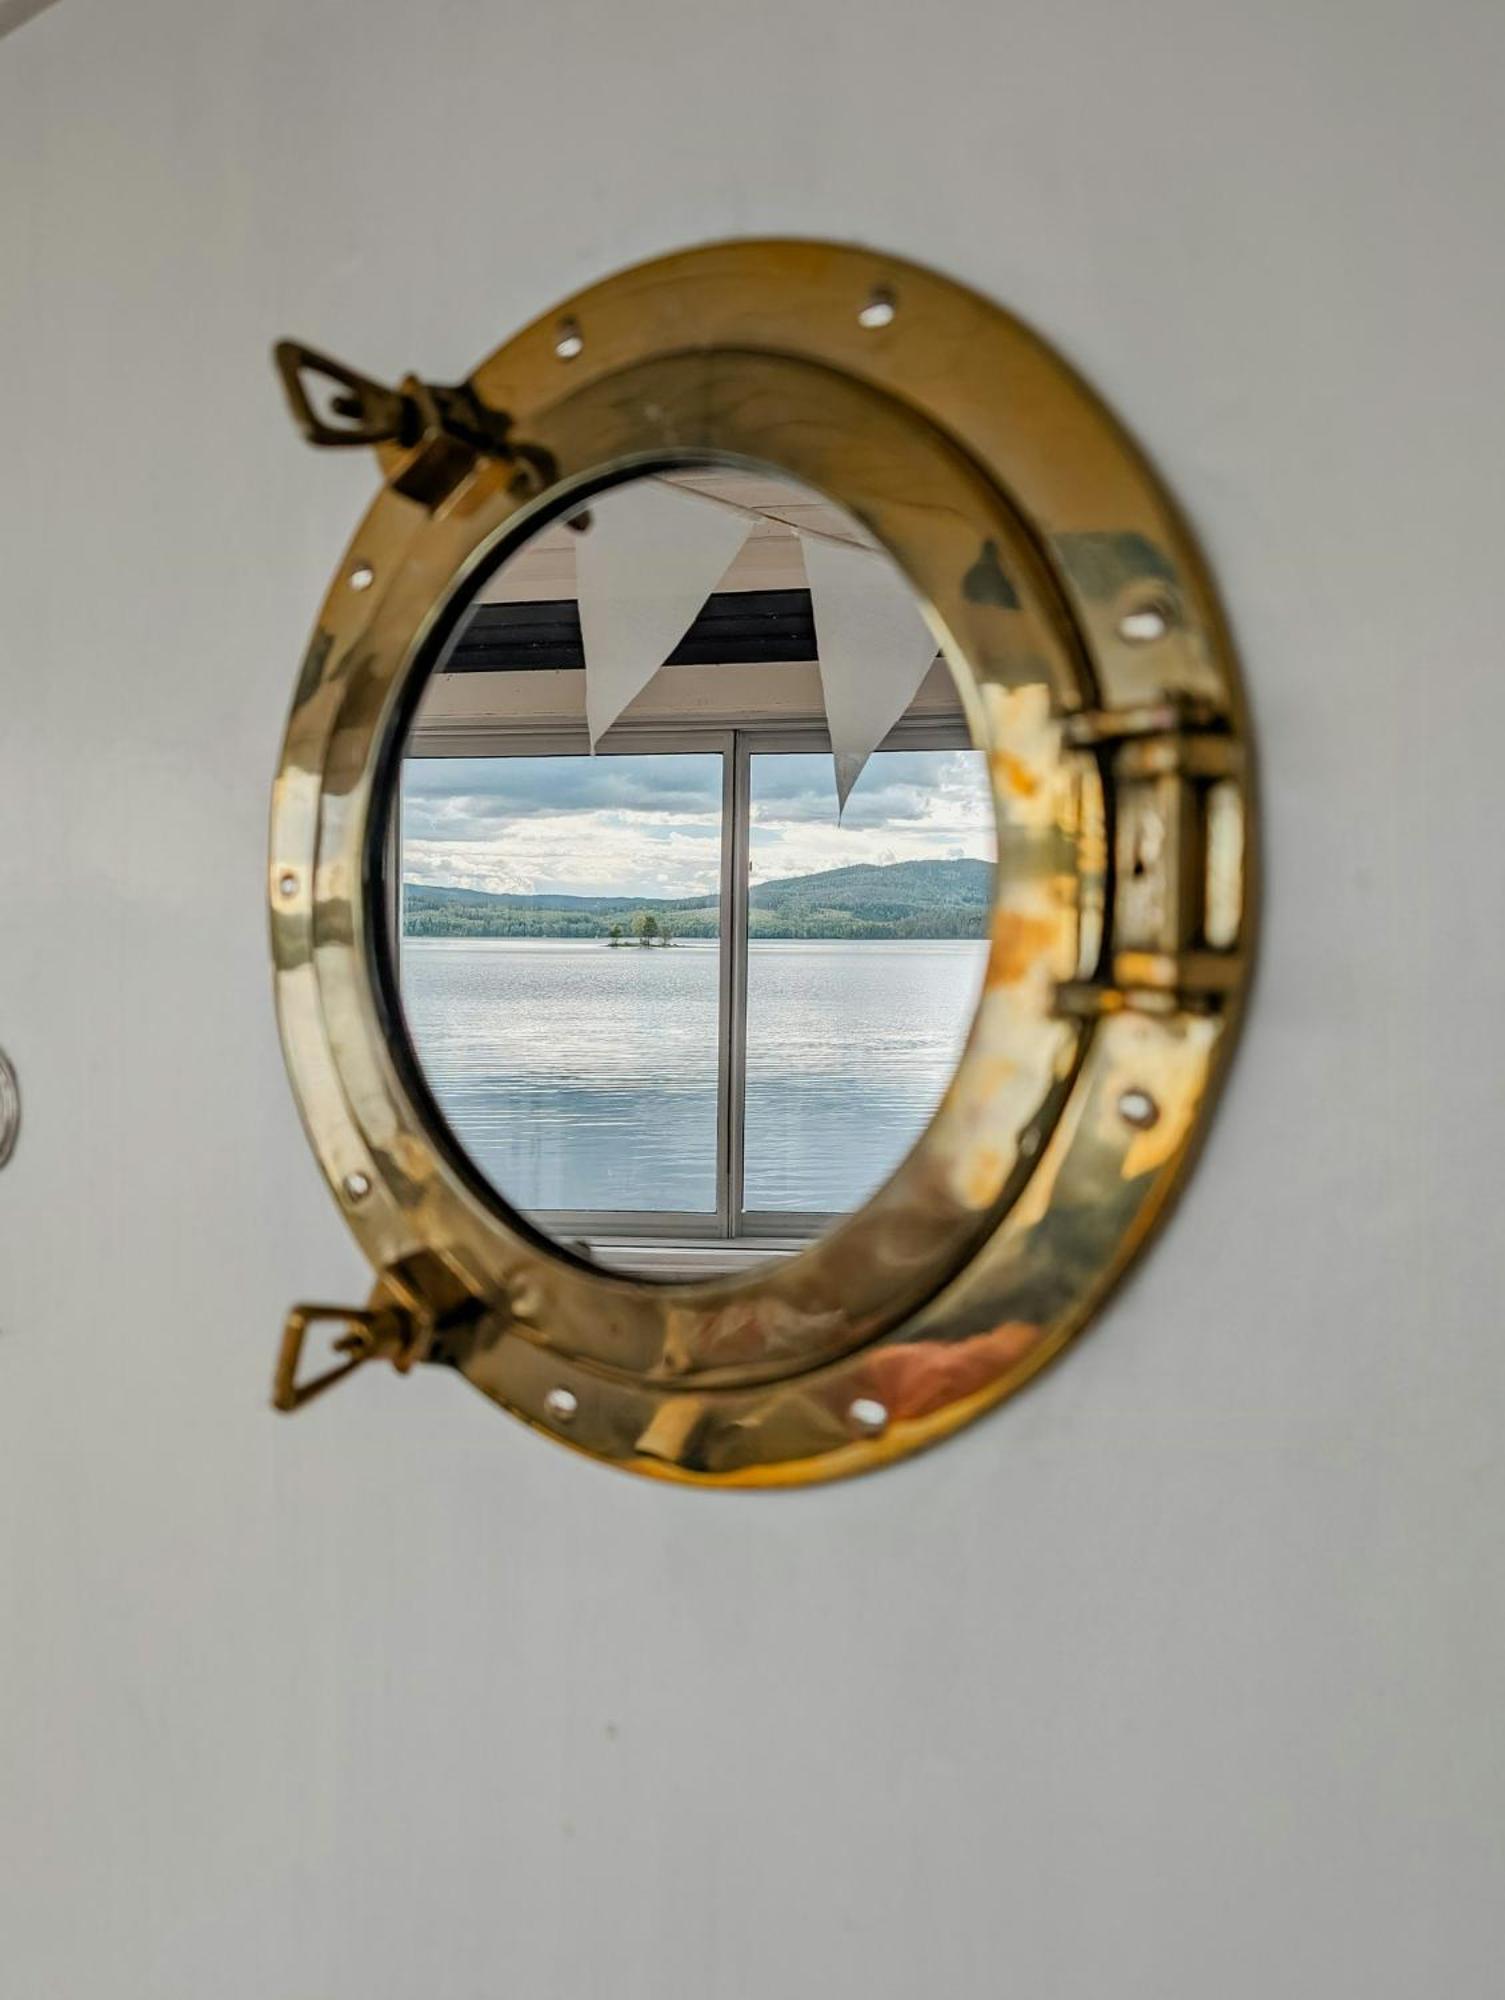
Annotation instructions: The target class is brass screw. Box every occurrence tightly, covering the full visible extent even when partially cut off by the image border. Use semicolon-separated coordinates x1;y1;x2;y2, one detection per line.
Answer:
1117;594;1174;644
1117;1088;1160;1130
858;286;897;329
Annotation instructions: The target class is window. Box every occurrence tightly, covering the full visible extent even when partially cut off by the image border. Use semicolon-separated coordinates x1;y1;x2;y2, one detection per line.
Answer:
400;750;724;1220
397;724;992;1252
742;747;992;1217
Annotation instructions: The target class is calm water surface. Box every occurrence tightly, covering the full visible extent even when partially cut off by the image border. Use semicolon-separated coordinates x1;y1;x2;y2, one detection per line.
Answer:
400;938;986;1217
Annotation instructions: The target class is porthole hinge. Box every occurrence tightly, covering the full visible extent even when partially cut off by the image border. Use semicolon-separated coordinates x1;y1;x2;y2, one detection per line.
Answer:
273;340;556;509
1057;695;1247;1018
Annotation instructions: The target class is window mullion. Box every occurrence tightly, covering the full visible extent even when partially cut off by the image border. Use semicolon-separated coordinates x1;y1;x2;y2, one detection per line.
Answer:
726;731;752;1234
713;736;737;1237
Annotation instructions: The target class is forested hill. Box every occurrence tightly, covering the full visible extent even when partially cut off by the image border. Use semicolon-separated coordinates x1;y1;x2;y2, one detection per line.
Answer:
403;856;992;941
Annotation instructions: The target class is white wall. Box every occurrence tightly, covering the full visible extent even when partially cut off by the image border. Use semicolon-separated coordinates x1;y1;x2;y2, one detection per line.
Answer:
2;2;1503;1995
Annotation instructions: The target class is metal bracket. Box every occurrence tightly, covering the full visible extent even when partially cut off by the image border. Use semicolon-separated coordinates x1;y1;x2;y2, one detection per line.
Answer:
1057;695;1247;1018
272;1295;429;1413
273;340;556;509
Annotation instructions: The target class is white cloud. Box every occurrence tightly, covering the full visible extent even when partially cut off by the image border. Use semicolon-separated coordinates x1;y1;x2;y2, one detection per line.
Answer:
403;748;994;899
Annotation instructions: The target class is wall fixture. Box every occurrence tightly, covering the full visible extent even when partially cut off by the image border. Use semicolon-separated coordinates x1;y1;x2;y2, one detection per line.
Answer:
267;239;1255;1484
0;1046;19;1169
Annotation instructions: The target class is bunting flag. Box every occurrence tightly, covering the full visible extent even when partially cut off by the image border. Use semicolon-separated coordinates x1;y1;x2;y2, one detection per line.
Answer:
575;479;752;747
800;533;941;812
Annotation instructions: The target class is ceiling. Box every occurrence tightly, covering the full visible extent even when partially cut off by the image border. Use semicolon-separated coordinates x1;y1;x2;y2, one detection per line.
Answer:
477;470;880;605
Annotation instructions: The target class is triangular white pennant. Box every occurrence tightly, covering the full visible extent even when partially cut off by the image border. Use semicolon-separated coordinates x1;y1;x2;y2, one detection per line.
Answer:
802;534;941;813
576;482;752;747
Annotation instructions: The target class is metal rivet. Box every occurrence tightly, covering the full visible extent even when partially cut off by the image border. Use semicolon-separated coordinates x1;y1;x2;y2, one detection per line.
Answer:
343;1171;372;1201
1117;597;1172;644
544;1386;579;1422
848;1395;889;1436
857;286;896;329
277;870;299;898
1117;1088;1160;1130
349;562;375;592
554;318;584;360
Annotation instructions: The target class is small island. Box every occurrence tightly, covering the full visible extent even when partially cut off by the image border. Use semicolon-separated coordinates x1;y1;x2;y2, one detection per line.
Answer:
608;914;673;947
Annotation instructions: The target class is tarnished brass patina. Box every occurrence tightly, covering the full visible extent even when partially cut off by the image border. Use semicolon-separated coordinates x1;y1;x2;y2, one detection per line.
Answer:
268;239;1254;1484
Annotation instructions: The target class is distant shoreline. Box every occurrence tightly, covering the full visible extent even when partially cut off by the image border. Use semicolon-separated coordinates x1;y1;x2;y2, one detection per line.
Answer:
403;854;992;945
405;931;988;946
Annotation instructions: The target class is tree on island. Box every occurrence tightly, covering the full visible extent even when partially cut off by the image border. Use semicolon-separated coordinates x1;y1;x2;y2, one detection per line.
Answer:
631;911;660;946
607;922;623;948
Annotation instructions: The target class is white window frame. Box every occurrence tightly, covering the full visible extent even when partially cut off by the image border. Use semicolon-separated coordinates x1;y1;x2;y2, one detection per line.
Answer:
400;713;977;1252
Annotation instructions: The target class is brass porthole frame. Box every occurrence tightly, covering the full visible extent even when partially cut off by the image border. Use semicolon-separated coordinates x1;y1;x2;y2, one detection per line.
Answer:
268;238;1254;1485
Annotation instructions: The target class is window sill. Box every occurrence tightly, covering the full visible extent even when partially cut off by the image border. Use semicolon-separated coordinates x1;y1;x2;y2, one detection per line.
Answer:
584;1238;807;1279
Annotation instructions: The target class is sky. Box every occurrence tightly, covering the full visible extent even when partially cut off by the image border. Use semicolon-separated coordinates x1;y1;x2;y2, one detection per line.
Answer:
401;748;994;900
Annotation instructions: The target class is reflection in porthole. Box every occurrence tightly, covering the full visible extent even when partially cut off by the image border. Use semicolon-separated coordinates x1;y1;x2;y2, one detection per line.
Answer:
388;467;996;1275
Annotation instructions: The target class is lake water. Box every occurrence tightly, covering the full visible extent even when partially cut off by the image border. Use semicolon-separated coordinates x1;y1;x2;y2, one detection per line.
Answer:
400;937;987;1219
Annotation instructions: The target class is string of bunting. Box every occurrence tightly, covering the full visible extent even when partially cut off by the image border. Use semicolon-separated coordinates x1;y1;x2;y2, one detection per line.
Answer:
573;480;941;813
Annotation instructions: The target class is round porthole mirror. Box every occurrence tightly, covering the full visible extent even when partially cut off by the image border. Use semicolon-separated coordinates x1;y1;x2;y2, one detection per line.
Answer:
390;467;998;1278
268;239;1253;1484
